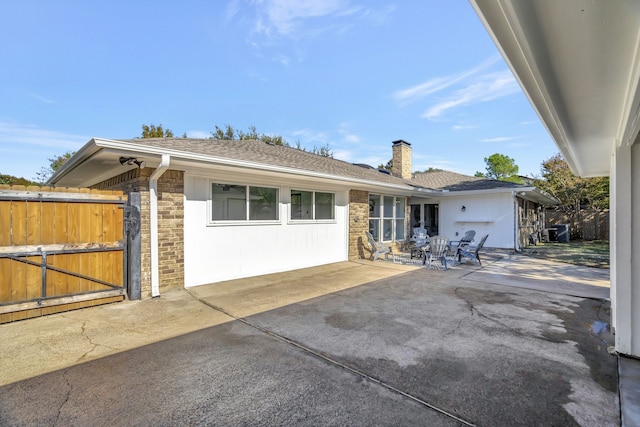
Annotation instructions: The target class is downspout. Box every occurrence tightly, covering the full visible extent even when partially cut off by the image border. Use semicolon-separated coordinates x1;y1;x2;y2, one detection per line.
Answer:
149;154;170;297
513;191;519;252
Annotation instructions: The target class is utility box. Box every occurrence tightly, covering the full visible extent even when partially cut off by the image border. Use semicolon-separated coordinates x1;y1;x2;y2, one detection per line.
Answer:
554;224;570;243
547;228;558;242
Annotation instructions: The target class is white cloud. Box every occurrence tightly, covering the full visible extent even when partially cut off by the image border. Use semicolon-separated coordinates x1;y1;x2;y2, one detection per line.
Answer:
342;133;360;143
233;0;394;63
29;93;55;104
392;56;500;105
250;0;355;37
292;124;362;146
0;121;88;150
480;136;518;142
452;124;478;131
291;128;329;143
0;121;88;178
361;4;396;25
423;70;520;119
186;130;210;139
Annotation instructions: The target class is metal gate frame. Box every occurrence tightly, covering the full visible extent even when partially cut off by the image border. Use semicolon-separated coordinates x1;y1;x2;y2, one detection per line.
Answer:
0;188;138;318
0;245;125;314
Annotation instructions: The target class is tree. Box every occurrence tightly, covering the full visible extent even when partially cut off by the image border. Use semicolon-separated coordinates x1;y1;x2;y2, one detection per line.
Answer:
209;124;333;157
535;153;609;211
140;123;174;138
210;124;285;145
311;144;333;158
35;151;75;183
477;153;522;183
0;173;38;186
415;167;443;173
378;159;393;171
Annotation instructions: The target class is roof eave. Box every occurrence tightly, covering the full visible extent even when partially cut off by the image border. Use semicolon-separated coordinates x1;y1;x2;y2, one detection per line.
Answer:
469;0;640;177
50;138;429;194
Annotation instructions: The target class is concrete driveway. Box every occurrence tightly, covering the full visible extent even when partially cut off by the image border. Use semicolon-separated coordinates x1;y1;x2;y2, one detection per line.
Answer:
0;254;619;426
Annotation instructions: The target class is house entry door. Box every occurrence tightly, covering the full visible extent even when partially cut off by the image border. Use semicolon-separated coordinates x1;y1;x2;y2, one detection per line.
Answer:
410;203;439;236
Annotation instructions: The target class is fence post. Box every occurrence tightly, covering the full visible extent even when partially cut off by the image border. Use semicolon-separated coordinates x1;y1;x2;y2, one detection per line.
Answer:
41;251;47;300
125;193;142;300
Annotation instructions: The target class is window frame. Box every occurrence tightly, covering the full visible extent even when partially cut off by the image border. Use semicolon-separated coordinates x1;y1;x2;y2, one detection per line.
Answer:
369;194;406;242
289;189;336;223
208;181;280;225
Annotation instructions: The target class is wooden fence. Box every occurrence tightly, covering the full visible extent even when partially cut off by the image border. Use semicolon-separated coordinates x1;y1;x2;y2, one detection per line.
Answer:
545;209;609;241
0;186;127;323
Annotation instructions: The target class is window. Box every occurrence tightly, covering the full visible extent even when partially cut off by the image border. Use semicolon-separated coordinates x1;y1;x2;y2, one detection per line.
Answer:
291;190;335;221
211;183;278;222
369;195;406;242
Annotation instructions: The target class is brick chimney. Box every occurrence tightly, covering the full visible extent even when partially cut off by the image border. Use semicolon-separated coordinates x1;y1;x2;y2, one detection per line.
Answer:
391;140;412;179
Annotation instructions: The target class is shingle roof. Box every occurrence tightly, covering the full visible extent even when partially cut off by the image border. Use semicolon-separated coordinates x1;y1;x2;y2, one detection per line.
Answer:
411;170;527;191
114;139;533;192
117;138;412;186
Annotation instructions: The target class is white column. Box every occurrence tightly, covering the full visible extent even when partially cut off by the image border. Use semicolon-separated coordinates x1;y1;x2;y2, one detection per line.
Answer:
612;144;640;356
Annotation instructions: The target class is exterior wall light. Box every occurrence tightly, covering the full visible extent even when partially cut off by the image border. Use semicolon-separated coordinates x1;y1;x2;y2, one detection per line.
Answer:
461;205;466;212
119;156;146;169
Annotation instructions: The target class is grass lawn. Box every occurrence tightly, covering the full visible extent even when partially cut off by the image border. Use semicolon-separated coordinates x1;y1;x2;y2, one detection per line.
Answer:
520;240;610;269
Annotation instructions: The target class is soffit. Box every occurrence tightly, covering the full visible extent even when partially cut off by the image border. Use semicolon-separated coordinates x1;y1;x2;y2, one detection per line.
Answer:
471;0;640;177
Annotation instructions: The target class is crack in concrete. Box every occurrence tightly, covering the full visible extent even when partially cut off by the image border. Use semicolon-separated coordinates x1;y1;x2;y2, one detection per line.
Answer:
445;287;476;336
77;321;99;361
454;287;476;315
53;370;72;426
453;287;550;340
76;320;116;362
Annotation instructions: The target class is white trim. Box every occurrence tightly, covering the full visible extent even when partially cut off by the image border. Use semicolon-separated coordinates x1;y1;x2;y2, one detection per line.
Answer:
288;188;337;223
207;180;281;225
617;29;640;147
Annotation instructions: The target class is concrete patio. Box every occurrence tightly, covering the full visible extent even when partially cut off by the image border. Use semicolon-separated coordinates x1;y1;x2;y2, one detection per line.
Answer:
0;252;632;426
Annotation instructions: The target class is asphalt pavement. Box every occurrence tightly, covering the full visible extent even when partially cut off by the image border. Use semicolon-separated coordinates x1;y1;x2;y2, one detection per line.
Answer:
0;254;622;426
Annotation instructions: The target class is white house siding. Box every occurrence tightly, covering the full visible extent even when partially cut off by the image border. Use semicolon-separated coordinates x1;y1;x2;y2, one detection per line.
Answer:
437;192;516;249
183;173;349;287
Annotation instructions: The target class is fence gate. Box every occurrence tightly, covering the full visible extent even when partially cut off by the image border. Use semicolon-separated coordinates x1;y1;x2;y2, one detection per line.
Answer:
0;187;128;323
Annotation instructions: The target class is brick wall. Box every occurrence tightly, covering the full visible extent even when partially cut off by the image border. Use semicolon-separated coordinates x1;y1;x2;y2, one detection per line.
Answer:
156;170;184;293
348;189;370;260
92;168;184;298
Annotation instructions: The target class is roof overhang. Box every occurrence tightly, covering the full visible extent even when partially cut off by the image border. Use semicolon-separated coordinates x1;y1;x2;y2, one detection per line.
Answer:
47;138;427;196
437;186;557;206
470;0;640;177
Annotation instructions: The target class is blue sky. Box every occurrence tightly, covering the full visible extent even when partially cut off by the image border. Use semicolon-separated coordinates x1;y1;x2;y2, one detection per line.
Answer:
1;0;559;181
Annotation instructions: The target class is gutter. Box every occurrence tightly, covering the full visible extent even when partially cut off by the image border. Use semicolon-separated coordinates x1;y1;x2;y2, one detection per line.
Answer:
90;138;425;194
47;138;102;185
149;154;170;297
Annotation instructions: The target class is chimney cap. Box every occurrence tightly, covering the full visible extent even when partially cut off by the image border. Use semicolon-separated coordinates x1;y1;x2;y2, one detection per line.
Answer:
392;139;411;146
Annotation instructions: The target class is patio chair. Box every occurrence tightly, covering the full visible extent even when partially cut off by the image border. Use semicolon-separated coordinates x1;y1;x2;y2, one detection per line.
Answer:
457;234;489;266
410;227;428;244
365;231;394;262
450;230;476;263
423;235;449;270
409;227;429;258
